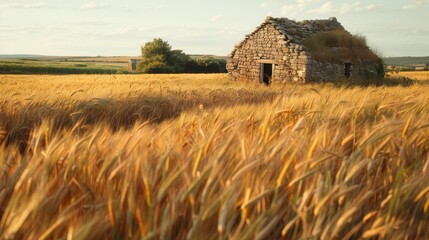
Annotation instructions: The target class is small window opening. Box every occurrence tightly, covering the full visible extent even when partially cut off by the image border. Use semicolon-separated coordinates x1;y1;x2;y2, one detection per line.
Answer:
262;63;273;85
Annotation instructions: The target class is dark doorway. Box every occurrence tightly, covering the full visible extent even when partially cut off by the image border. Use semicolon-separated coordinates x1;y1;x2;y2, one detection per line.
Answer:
344;62;352;78
262;63;273;85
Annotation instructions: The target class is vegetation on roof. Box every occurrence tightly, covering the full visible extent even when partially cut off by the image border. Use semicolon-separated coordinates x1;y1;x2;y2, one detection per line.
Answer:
304;30;381;63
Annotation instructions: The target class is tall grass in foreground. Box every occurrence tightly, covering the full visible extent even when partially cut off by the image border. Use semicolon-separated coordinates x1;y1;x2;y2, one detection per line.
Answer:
1;75;429;239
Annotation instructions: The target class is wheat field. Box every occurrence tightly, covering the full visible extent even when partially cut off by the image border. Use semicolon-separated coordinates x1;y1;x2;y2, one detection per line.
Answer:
387;71;429;81
1;74;429;239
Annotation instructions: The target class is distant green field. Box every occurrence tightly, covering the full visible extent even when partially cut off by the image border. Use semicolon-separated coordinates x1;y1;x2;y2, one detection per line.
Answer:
383;56;429;66
0;57;128;74
383;56;429;72
0;55;229;74
189;54;228;60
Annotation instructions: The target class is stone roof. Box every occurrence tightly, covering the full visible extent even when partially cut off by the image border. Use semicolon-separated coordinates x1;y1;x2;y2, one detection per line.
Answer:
268;17;345;43
230;16;346;57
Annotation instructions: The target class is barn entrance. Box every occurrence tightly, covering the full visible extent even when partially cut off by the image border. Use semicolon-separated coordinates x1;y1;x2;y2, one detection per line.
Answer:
261;63;273;85
344;62;352;78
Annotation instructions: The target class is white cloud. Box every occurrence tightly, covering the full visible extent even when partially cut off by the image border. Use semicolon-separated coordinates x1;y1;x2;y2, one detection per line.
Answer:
124;4;165;13
281;0;320;16
308;1;343;14
138;4;164;10
21;2;46;8
78;2;111;10
297;0;321;3
71;20;111;26
86;27;132;38
3;2;47;9
208;14;223;22
260;2;268;8
281;4;302;14
308;1;382;15
0;24;65;33
402;0;429;10
365;4;382;11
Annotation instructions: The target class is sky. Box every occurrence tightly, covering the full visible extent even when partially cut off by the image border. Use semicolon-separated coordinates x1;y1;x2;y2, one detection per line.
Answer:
0;0;428;57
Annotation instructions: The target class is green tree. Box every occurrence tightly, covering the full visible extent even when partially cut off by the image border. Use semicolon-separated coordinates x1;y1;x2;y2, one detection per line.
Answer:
138;38;189;73
137;38;227;74
185;56;227;73
171;49;190;73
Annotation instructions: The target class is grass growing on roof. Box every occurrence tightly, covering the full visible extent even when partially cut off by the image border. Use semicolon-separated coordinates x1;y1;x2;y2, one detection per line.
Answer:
304;30;381;63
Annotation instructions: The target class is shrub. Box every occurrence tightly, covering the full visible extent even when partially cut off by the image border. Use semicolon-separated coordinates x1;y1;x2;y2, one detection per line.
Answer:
185;56;227;73
304;30;380;63
140;61;175;73
138;38;190;73
138;38;227;74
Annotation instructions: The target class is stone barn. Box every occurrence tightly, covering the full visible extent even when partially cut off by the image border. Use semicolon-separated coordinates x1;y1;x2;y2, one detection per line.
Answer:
227;17;383;84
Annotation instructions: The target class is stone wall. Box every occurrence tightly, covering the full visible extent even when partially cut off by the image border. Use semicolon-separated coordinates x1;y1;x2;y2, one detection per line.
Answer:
227;19;309;83
227;24;292;82
305;60;383;82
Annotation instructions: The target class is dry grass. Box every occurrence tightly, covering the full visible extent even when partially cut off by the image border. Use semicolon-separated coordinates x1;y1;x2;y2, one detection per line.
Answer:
1;74;429;239
387;71;429;81
304;30;380;63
